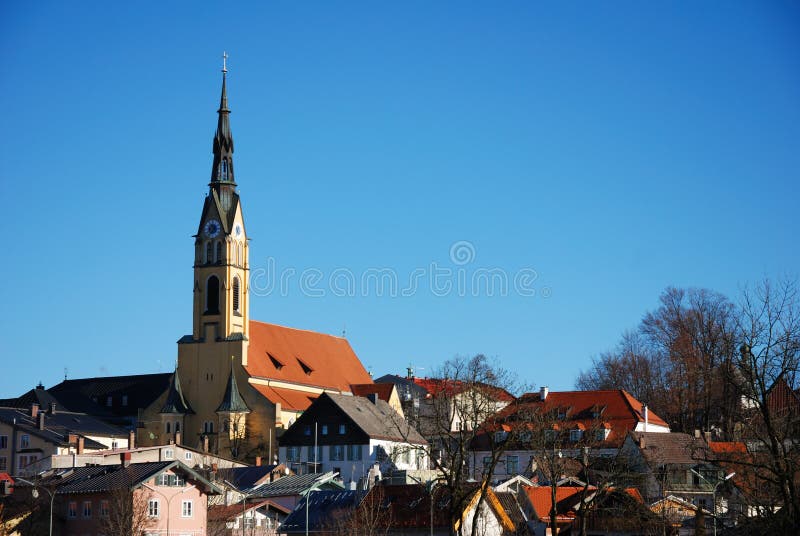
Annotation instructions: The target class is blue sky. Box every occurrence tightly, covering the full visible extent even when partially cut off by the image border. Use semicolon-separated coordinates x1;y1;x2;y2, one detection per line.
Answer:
1;1;798;398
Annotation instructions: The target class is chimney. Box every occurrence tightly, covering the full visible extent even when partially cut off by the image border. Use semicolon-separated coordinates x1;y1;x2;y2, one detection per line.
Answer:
31;403;39;418
255;456;262;467
38;412;45;431
643;405;648;433
121;452;131;467
77;436;85;455
540;386;549;400
49;402;57;415
203;435;210;453
704;431;711;443
694;429;701;439
367;393;378;405
68;433;78;445
174;431;182;446
128;430;136;449
638;435;646;449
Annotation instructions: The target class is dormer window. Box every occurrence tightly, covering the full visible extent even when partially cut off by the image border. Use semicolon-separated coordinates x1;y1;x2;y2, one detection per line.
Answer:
297;358;313;375
570;429;583;441
268;353;284;370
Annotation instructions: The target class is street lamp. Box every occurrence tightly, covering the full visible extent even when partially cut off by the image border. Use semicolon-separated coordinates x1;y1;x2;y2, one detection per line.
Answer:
690;468;735;536
16;477;55;536
304;485;320;536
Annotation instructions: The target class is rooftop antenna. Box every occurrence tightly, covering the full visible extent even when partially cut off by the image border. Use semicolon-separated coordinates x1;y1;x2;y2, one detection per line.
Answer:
342;323;346;338
64;368;68;381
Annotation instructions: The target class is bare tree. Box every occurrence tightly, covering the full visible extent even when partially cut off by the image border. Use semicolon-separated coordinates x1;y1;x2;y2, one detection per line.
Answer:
732;277;800;531
97;484;154;536
393;354;521;536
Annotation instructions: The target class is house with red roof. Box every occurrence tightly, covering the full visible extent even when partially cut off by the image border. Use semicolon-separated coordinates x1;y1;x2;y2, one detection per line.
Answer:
469;388;669;482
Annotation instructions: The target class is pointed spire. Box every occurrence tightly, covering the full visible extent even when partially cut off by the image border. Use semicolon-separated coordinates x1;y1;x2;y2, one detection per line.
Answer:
211;51;235;185
160;368;194;415
216;358;251;414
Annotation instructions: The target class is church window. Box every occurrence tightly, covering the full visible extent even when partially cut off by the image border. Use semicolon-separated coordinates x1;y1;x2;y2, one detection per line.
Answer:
206;242;213;264
221;159;228;180
175;421;180;432
223;420;229;433
233;277;241;312
165;422;171;434
215;241;223;263
206;276;220;314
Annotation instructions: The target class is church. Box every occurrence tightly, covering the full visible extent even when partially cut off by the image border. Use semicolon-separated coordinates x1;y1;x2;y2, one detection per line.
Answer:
14;64;376;465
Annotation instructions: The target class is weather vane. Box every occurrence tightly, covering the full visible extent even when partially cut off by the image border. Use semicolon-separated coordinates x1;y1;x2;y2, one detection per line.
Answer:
222;51;228;73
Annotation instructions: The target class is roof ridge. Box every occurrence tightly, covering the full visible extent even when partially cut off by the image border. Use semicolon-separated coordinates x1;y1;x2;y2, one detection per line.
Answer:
249;320;347;340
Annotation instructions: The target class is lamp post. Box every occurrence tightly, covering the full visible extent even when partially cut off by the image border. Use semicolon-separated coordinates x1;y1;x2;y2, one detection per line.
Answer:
223;479;250;536
16;477;55;536
304;485;320;536
690;468;735;536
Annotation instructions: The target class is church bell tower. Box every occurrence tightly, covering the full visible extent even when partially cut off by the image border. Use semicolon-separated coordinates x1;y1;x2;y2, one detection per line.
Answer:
192;55;249;343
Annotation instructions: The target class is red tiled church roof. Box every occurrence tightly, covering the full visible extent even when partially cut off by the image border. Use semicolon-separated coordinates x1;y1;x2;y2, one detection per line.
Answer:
250;384;319;412
244;321;373;393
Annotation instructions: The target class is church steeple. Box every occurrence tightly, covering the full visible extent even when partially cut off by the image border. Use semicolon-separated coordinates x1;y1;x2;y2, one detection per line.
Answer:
211;52;235;187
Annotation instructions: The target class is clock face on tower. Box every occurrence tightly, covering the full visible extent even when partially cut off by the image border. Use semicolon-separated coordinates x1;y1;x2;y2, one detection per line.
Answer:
204;219;221;238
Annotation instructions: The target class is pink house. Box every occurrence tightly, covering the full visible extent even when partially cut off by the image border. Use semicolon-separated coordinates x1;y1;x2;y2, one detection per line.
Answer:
50;459;220;535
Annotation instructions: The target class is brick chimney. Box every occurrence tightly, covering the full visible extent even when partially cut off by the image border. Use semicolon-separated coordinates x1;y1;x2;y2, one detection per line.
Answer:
38;411;45;431
77;436;85;455
68;433;78;445
638;435;646;449
30;403;39;418
128;430;136;449
121;452;131;467
540;386;549;400
49;402;57;415
255;456;262;467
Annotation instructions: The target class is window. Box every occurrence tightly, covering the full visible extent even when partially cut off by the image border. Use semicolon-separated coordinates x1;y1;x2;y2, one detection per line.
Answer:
233;277;240;312
570;429;583;442
165;422;171;434
185;452;193;461
106;396;113;407
83;500;92;518
148;499;159;517
122;395;128;406
321;425;328;435
206;242;213;264
164;448;174;460
206;275;220;314
100;500;109;517
482;456;492;470
494;431;508;443
0;435;8;449
68;501;77;518
0;457;6;471
286;446;301;462
330;445;344;461
221;159;228;180
347;444;362;461
307;445;323;462
297;358;313;375
181;500;193;517
18;454;38;467
304;425;311;436
111;440;118;449
215;241;223;263
544;430;556;442
339;424;346;435
506;455;519;475
595;428;609;441
175;421;180;432
268;353;284;370
20;435;29;449
204;421;214;434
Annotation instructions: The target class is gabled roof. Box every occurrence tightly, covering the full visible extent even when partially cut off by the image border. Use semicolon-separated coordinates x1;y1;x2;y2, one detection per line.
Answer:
244;321;372;392
457;487;517;533
216;464;283;491
628;431;708;465
250;384;318;412
280;490;364;533
46;461;220;495
351;383;395;404
374;374;430;402
251;471;343;498
160;372;194;414
208;499;290;521
523;485;585;522
285;393;426;444
0;407;126;449
490;389;669;447
413;377;515;402
0;387;62;412
46;373;171;417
